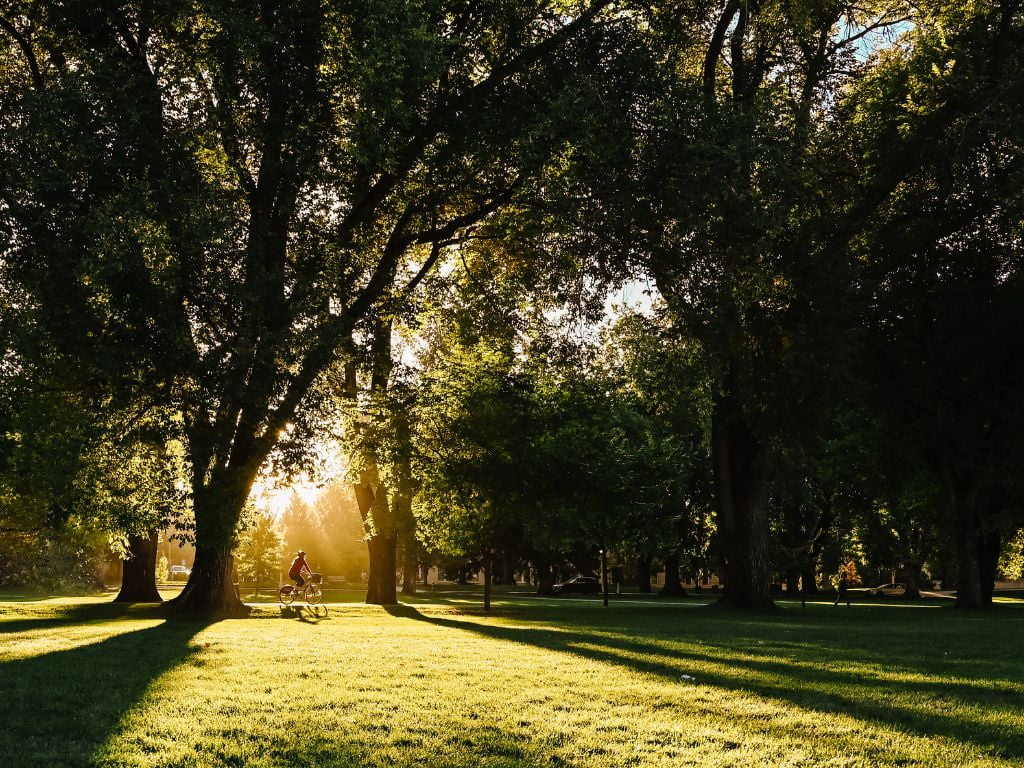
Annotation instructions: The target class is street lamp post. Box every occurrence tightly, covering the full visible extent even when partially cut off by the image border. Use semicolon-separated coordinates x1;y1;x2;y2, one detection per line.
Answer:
600;547;608;607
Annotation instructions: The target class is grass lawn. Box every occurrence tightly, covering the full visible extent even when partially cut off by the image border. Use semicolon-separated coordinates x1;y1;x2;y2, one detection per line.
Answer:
1;590;1022;767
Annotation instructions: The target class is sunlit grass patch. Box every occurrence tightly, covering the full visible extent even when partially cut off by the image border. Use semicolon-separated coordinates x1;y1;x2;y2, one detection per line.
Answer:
0;595;1021;767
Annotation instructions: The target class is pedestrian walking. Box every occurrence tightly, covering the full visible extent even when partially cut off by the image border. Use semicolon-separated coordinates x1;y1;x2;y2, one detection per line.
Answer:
833;573;850;607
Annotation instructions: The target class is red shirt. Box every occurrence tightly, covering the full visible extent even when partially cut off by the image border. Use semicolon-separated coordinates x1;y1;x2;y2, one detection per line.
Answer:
288;555;308;578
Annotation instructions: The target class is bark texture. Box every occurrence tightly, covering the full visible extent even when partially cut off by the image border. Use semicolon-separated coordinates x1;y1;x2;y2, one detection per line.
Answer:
366;532;398;605
354;465;399;605
167;479;250;616
114;531;162;603
951;489;985;610
401;536;417;596
167;545;247;615
712;391;774;611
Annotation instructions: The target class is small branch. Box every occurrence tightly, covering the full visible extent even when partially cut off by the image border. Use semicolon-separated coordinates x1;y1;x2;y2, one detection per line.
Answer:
408;183;520;247
403;239;446;296
834;13;913;52
0;525;44;534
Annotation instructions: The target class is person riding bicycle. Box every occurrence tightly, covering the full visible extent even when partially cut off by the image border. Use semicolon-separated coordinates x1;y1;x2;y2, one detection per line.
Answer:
288;550;311;587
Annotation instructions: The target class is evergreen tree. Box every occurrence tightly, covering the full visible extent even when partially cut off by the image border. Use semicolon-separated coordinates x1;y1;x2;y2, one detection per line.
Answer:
236;510;283;588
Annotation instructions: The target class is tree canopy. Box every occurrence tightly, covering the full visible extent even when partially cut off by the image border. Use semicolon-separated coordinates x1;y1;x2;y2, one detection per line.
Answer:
1;0;1022;614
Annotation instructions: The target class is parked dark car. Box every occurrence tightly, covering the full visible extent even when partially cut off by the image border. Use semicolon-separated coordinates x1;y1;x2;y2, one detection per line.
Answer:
553;576;601;594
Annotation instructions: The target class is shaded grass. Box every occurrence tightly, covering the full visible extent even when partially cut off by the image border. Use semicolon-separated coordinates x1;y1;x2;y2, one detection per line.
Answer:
0;601;210;764
0;594;1021;767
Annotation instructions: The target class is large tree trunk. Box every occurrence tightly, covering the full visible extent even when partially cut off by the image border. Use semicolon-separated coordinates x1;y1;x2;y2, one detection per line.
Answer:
401;536;417;596
354;465;399;605
800;563;819;593
354;320;404;607
712;390;774;611
948;483;986;610
114;531;162;603
950;518;983;614
501;552;516;586
658;552;686;596
901;562;922;599
955;527;984;610
979;529;1001;606
167;478;249;616
636;555;652;593
802;509;831;595
937;458;995;611
168;545;245;615
366;532;398;604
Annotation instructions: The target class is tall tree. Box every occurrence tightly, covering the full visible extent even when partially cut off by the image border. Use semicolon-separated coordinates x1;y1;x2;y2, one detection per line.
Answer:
599;309;714;597
413;343;537;611
540;1;918;609
346;366;417;605
644;2;918;611
0;0;616;613
851;0;1024;608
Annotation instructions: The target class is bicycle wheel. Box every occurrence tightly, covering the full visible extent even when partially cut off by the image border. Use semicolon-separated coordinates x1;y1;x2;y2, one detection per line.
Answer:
279;585;295;605
305;583;323;605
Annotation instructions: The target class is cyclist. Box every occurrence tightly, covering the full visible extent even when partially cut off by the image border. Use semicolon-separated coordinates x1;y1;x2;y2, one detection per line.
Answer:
288;550;311;587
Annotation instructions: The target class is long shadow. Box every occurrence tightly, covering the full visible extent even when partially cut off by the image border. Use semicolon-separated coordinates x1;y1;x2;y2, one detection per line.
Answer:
444;599;1024;682
0;600;150;635
385;605;1024;760
0;617;211;767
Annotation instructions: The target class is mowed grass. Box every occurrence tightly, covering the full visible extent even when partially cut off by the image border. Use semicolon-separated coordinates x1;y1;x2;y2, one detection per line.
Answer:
1;591;1022;767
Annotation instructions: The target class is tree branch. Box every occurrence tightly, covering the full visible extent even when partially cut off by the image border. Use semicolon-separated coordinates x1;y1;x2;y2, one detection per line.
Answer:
0;15;43;88
703;0;739;101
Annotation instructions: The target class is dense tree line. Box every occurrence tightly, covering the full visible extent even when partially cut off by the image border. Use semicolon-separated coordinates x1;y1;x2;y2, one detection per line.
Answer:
0;0;1021;614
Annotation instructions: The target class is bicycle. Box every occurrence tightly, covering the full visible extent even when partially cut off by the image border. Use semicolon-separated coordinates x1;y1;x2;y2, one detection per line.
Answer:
279;573;324;606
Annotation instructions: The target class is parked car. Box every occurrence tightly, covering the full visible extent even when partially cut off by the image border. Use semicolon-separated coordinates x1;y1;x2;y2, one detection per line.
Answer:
870;582;905;596
553;576;601;594
169;565;191;581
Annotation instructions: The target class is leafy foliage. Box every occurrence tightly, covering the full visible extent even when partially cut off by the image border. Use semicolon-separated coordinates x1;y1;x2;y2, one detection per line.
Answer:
235;509;283;587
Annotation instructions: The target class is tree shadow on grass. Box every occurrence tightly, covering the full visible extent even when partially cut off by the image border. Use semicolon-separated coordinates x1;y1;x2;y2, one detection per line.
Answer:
0;615;212;767
0;600;146;635
0;592;104;603
385;605;1024;761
